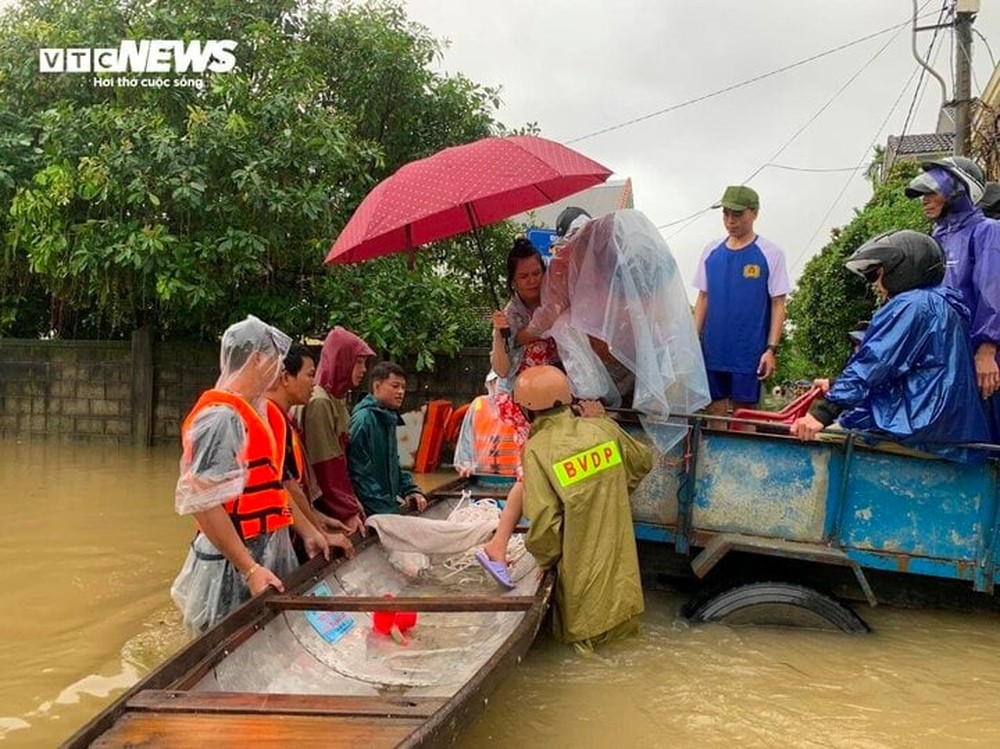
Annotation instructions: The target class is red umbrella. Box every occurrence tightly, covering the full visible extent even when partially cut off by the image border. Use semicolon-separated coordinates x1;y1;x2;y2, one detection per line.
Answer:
325;135;612;306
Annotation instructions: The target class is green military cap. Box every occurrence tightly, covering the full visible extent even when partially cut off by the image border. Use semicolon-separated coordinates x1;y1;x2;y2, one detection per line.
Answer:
712;185;759;211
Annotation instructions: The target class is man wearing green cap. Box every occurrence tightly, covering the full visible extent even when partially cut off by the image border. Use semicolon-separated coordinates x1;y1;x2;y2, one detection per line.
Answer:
693;185;790;418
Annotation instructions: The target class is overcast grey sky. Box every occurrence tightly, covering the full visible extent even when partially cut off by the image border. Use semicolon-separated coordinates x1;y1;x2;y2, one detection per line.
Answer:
404;0;1000;295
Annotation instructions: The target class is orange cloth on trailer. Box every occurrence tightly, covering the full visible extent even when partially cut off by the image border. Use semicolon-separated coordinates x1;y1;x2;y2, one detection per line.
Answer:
413;399;453;472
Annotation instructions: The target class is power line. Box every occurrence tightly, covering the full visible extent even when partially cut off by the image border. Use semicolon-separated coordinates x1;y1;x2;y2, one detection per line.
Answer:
764;163;860;173
742;17;911;186
565;8;941;146
656;163;863;232
788;64;924;276
913;13;948;130
948;7;956;100
657;206;713;230
960;18;981;94
973;28;997;69
655;11;916;234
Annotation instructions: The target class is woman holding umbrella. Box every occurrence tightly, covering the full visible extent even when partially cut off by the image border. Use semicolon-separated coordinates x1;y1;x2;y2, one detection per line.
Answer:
476;238;562;587
490;238;561;379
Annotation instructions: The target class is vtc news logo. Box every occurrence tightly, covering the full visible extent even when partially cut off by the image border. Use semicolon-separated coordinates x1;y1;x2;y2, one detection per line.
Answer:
38;40;238;74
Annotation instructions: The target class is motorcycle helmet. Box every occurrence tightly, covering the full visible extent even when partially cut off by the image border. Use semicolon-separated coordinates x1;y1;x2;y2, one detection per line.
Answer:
555;206;592;238
845;230;944;296
905;156;986;204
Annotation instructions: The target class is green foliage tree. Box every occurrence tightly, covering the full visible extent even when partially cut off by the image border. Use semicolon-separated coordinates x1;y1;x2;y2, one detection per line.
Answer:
778;161;929;381
318;228;511;369
0;0;510;367
864;144;885;185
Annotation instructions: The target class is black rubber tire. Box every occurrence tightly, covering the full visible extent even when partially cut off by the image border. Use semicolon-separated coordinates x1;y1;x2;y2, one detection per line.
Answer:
685;581;869;633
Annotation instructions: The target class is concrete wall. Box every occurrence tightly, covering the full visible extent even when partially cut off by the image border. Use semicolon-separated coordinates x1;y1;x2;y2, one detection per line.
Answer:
0;340;134;442
0;338;491;445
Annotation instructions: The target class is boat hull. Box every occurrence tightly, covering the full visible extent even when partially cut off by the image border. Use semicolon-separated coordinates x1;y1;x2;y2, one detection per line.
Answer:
64;497;553;748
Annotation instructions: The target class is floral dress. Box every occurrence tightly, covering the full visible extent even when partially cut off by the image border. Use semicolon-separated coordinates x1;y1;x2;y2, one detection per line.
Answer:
495;294;561;460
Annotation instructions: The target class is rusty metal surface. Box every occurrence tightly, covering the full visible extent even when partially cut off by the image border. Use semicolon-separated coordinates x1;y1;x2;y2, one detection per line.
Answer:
628;422;1000;595
692;434;829;542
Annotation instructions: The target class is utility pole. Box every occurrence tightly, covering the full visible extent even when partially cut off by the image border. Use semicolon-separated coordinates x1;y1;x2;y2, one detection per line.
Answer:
953;0;979;156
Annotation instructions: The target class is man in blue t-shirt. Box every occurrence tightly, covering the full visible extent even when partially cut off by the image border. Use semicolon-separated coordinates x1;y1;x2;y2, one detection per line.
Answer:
693;185;791;417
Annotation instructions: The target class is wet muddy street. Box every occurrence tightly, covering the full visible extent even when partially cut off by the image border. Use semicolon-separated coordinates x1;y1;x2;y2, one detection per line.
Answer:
2;438;1000;747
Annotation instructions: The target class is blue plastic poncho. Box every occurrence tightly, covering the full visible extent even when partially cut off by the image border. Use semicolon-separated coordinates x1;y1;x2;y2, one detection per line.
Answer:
929;192;1000;351
826;285;989;462
922;168;1000;442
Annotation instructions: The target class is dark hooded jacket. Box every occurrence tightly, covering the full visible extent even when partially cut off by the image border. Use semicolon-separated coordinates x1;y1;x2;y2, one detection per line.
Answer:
298;327;373;520
348;394;420;516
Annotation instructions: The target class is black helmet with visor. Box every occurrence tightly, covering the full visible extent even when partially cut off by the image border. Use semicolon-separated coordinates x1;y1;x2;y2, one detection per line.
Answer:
845;230;944;297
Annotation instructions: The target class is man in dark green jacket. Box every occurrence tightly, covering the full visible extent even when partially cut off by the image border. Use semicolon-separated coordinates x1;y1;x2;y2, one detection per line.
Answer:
348;361;427;516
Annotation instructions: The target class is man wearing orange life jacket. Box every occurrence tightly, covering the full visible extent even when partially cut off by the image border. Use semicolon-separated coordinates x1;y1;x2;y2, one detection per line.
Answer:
265;344;354;561
171;316;301;636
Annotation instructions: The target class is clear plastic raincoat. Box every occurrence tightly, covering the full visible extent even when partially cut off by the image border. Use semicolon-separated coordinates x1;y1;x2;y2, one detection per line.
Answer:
524;209;710;449
171;316;299;635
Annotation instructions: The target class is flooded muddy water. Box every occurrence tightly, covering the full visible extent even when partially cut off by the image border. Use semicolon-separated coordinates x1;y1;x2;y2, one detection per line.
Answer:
2;439;1000;747
0;439;190;746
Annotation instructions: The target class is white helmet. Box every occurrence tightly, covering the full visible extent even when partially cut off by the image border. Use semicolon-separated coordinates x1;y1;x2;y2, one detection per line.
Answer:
905;156;986;204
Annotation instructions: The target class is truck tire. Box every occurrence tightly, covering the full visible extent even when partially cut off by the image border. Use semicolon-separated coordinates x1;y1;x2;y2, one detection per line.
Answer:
685;581;869;633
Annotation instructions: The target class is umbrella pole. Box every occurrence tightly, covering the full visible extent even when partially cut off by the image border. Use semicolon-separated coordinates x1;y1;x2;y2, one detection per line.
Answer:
470;225;502;312
462;201;502;312
465;213;511;351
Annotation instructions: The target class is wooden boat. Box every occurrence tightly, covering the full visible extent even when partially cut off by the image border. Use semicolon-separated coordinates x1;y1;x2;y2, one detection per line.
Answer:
64;494;553;748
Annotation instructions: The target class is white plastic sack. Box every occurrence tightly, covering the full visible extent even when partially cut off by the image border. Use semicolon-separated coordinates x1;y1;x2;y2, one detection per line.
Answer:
365;513;497;555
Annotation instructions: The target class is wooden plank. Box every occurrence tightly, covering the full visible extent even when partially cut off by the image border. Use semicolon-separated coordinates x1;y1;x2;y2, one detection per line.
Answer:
268;594;536;613
127;690;445;718
93;712;421;748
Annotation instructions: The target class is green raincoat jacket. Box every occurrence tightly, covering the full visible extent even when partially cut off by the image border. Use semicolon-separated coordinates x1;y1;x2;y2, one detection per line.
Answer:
521;406;654;644
348;394;420;516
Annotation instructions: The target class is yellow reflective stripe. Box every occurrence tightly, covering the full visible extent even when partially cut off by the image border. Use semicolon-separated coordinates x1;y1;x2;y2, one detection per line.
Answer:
552;439;622;487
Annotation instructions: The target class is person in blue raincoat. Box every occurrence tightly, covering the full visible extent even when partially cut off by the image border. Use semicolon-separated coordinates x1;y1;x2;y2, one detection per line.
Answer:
905;157;1000;440
790;230;990;463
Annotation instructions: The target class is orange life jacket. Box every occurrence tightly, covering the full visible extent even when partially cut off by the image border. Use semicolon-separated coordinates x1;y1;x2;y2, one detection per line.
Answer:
266;399;307;486
469;396;520;476
182;390;292;540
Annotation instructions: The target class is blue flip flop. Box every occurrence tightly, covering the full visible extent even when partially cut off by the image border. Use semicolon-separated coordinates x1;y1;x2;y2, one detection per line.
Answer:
475;549;515;589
